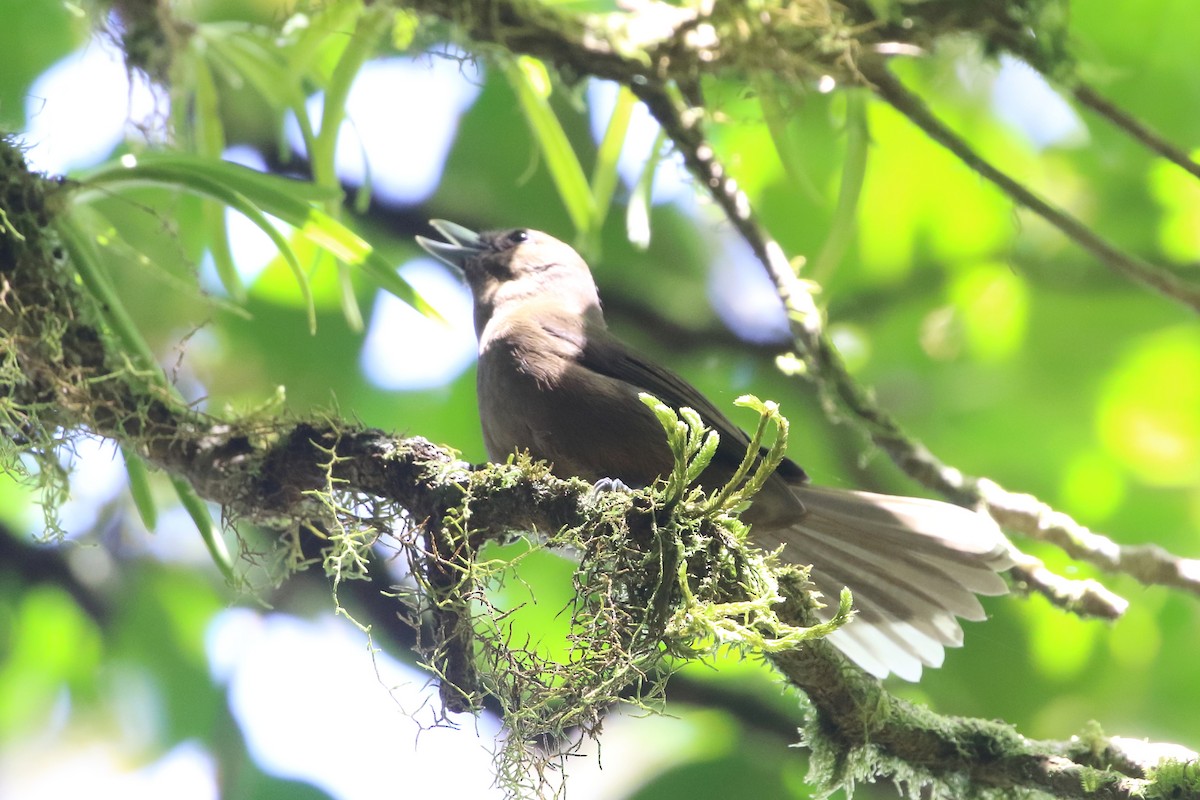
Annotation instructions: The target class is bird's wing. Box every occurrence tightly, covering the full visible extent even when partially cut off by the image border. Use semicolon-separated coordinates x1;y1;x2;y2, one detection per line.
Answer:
568;326;808;484
576;328;752;445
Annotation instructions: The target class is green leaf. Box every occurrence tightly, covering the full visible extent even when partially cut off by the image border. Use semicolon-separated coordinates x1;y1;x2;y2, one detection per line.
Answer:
77;161;319;333
627;129;666;250
75;154;437;325
503;56;596;236
391;8;420;51
296;209;442;321
583;84;635;253
122;446;158;532
75;153;338;215
171;475;237;584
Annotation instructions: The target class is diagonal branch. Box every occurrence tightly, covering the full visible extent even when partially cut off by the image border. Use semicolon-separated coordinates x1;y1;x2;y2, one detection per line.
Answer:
1071;82;1200;183
861;61;1200;314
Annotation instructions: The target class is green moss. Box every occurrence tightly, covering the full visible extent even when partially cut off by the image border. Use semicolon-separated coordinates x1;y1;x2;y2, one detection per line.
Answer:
384;396;851;796
1146;759;1200;800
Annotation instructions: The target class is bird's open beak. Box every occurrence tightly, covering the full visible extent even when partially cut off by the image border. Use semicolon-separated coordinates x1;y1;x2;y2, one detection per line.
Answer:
416;220;485;273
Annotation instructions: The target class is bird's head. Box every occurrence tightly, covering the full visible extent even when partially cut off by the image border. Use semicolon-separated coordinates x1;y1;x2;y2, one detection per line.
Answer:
417;220;601;329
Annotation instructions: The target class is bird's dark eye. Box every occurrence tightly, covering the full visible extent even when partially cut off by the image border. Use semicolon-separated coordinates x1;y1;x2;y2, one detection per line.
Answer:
506;230;529;246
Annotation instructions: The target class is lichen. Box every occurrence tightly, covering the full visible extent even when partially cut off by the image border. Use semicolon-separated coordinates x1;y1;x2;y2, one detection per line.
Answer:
380;394;849;797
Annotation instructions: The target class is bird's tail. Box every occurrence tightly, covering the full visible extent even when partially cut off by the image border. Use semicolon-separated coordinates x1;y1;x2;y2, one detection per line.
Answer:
755;485;1013;680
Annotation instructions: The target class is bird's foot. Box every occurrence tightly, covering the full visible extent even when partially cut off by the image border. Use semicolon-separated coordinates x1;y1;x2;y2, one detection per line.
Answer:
589;477;632;497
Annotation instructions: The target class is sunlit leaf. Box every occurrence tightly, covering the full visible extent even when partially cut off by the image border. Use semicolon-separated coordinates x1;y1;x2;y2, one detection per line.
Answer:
627;129;667;250
1021;592;1101;681
586;83;636;251
947;261;1029;361
1149;155;1200;262
252;234;341;311
391;8;420;50
1058;449;1126;523
1097;326;1200;486
122;446;158;532
503;56;596;236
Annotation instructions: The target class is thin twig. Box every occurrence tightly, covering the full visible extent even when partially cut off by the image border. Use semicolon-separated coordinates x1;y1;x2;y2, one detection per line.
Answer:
979;479;1200;597
1006;546;1129;621
1072;82;1200;183
861;61;1200;314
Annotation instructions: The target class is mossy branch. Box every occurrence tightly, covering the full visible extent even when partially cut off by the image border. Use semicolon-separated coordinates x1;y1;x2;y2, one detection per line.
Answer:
2;136;1198;798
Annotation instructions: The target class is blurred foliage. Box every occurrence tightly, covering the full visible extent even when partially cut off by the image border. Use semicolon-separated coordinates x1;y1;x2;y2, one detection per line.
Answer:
2;0;1199;798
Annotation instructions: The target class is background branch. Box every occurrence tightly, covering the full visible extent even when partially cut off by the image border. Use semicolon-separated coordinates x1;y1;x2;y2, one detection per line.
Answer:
3;130;1198;798
1071;82;1200;183
861;62;1200;313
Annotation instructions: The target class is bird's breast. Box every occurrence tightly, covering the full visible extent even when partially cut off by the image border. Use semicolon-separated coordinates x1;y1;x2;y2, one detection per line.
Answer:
475;328;673;486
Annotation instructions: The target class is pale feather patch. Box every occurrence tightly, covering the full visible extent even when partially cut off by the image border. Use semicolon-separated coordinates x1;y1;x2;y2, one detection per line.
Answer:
749;485;1012;680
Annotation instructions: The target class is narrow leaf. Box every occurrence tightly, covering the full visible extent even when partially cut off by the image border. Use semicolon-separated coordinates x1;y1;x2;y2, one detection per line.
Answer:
627;129;667;250
503;56;595;235
171;475;237;584
122;446;158;532
809;90;869;282
76;155;435;323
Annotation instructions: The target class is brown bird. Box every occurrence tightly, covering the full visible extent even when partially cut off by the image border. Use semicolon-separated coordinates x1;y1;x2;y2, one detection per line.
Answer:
417;221;1012;680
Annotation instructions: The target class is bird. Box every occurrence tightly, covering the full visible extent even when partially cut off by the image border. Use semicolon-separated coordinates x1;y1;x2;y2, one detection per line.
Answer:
416;220;1013;681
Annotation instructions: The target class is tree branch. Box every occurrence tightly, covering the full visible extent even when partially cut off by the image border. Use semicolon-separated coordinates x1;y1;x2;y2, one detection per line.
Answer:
3;132;1199;798
1071;82;1200;184
860;61;1200;314
769;572;1198;800
978;478;1200;598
